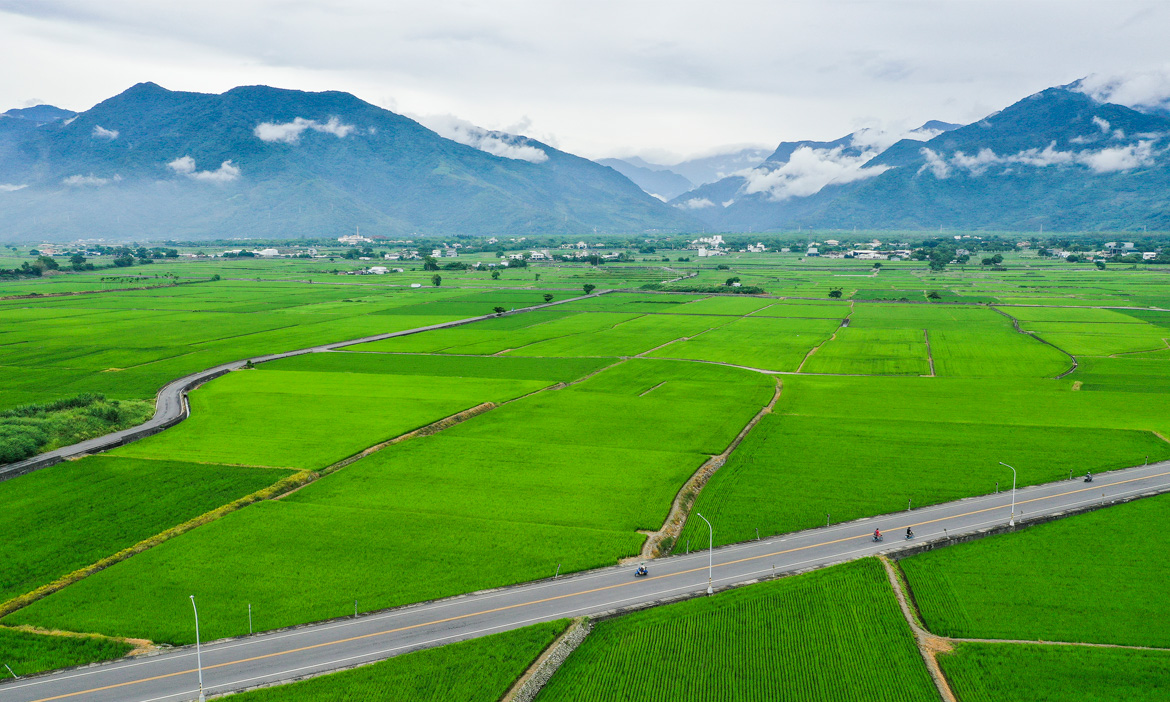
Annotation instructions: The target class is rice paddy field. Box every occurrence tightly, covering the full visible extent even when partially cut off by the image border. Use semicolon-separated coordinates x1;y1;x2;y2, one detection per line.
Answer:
900;491;1170;647
537;559;938;702
4;250;1170;695
0;627;132;678
938;643;1170;702
0;455;291;603
5;357;775;643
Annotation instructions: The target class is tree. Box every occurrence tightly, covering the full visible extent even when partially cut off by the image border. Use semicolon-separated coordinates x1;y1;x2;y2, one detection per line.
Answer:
828;288;843;299
69;253;86;267
717;264;730;270
493;306;506;316
725;276;741;287
422;256;440;271
491;269;501;280
981;257;994;266
927;290;942;300
872;262;882;269
431;274;442;287
992;254;1004;265
586;254;602;266
36;255;59;271
543;293;554;303
1066;254;1081;263
583;284;596;295
114;255;135;267
1095;260;1106;270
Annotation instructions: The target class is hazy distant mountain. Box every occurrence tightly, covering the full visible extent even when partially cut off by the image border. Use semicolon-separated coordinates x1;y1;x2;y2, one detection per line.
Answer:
622;148;772;187
0;84;698;241
2;105;77;124
596;158;694;200
671;86;1170;232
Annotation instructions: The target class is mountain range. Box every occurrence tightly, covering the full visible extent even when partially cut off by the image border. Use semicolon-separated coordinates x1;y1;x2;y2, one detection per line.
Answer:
0;83;698;241
667;88;1170;232
3;79;1169;241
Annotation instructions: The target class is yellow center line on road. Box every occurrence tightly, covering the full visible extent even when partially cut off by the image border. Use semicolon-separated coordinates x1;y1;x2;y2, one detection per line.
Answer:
28;470;1170;702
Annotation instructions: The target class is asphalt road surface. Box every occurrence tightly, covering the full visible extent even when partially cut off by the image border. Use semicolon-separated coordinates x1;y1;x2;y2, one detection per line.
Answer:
3;461;1167;702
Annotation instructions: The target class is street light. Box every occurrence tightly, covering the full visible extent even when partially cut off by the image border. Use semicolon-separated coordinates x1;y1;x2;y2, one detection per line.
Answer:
999;462;1017;527
190;595;206;702
696;512;714;595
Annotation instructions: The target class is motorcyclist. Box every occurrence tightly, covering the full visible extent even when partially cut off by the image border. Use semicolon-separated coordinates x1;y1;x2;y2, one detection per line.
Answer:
1085;471;1093;482
906;527;914;538
635;562;648;577
873;528;882;541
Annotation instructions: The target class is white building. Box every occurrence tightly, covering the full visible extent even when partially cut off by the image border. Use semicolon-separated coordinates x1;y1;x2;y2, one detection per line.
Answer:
338;234;372;245
369;266;389;274
255;248;280;257
747;243;767;253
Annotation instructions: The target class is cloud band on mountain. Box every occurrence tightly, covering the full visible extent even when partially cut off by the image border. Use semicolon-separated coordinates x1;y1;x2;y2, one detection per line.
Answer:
167;155;241;182
254;116;355;144
919;139;1159;178
740;146;889;201
421;115;549;163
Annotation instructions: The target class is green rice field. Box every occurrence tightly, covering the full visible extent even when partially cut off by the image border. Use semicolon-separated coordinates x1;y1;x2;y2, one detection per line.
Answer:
4;250;1170;693
938;643;1170;702
900;491;1170;647
0;627;132;678
537;559;937;702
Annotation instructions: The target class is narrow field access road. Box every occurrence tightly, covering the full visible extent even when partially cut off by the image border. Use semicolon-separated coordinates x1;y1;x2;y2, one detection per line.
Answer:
4;461;1168;702
0;293;605;482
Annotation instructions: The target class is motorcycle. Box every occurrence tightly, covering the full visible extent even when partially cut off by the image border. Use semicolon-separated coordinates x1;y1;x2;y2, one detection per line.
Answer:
1084;473;1094;483
634;565;649;578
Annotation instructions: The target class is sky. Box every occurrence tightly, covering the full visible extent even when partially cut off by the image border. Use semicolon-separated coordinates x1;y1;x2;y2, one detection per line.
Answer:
1;0;1168;163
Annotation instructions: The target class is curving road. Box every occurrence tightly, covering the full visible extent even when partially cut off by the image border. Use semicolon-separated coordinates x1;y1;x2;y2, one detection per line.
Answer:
3;461;1168;702
0;293;605;482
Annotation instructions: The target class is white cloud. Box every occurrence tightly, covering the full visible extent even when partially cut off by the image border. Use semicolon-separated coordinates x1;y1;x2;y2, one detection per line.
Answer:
167;155;241;182
254;116;355;144
1079;141;1157;173
918;148;951;178
1092;116;1110;133
1075;68;1170;112
850;124;947;153
420;114;549;163
62;173;118;186
676;197;714;209
919;139;1159;178
92;124;118;140
0;183;28;192
741;146;888;200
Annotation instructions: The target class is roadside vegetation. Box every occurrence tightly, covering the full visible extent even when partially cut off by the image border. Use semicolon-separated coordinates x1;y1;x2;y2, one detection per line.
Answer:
0;394;153;463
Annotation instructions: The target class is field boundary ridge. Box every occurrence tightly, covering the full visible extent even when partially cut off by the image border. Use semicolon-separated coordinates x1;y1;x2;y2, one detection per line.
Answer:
501;617;590;702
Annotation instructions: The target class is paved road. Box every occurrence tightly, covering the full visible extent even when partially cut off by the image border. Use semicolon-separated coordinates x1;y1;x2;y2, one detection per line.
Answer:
4;461;1167;702
0;294;603;482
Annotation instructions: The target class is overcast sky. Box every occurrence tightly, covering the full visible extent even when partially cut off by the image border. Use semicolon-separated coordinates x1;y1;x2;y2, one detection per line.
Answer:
1;1;1167;162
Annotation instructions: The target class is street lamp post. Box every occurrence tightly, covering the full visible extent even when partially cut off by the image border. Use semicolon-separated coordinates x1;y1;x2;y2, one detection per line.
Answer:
190;595;206;702
999;462;1017;527
696;512;714;595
